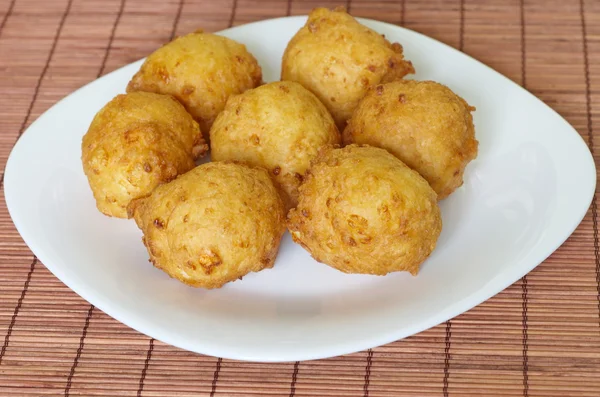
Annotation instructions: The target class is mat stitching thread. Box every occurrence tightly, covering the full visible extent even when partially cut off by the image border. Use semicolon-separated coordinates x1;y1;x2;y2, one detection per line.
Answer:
16;0;74;139
204;3;236;391
400;0;406;26
521;277;530;397
284;3;298;393
210;357;223;397
363;349;374;397
202;6;237;394
0;0;16;38
61;2;126;390
170;0;184;41
442;3;466;394
520;0;526;89
0;257;37;366
520;1;530;396
346;0;352;13
289;361;300;397
283;2;297;390
580;0;600;335
64;305;94;396
137;338;154;397
0;0;13;190
443;321;452;397
510;88;600;95
98;0;126;77
458;0;465;51
134;5;187;392
229;0;238;28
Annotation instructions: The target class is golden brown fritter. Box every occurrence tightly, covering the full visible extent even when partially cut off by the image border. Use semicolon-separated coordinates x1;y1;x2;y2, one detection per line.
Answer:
127;31;262;139
210;81;340;208
287;145;442;276
81;92;207;218
281;7;414;130
129;162;286;289
343;80;478;199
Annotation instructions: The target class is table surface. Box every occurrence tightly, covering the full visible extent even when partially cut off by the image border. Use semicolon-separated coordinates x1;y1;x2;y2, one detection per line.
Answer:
1;0;600;396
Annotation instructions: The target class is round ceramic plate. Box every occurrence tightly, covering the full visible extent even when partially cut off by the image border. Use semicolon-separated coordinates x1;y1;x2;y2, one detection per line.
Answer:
4;16;596;362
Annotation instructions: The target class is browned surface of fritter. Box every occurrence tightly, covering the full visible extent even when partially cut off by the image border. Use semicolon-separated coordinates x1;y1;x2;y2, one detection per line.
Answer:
210;81;340;208
127;31;262;139
81;92;207;218
281;7;414;130
288;144;442;276
344;80;478;199
129;162;286;289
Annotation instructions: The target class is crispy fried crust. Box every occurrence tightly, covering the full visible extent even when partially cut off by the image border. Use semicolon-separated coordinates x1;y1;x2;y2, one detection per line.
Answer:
81;92;207;218
287;144;442;276
281;7;414;130
129;162;286;289
210;81;340;208
343;80;478;199
127;31;262;139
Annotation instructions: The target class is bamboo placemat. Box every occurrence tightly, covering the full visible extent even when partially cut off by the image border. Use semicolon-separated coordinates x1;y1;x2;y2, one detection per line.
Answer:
1;0;599;395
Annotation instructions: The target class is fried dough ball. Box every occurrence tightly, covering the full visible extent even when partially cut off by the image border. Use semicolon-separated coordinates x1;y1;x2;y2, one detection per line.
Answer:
210;81;340;208
343;80;478;199
81;92;207;218
281;7;414;129
129;162;286;289
127;31;262;138
287;145;441;276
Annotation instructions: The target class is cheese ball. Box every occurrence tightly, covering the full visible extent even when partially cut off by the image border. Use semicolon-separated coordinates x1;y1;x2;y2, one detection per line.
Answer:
81;92;207;218
287;145;442;276
343;80;478;199
129;162;286;289
210;81;340;208
127;31;262;139
281;7;414;129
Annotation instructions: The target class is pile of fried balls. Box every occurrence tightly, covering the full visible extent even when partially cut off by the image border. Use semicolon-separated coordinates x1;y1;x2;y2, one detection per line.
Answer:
81;7;478;289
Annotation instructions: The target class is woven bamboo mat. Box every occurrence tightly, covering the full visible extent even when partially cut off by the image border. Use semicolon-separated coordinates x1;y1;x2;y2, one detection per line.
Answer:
0;0;599;395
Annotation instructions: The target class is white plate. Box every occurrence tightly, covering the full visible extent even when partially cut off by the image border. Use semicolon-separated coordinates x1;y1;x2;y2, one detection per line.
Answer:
4;16;596;362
